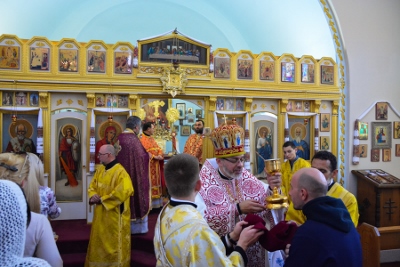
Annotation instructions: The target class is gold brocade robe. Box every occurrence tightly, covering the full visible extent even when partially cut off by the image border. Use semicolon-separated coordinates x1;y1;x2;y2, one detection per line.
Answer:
281;157;310;223
154;203;245;267
85;163;134;267
286;182;360;227
140;134;164;198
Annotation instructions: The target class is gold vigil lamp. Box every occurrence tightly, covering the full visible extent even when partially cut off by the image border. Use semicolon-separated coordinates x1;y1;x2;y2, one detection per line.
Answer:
264;159;289;210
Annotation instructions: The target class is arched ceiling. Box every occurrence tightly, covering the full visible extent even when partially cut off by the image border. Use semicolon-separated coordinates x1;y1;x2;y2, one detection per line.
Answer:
0;0;335;59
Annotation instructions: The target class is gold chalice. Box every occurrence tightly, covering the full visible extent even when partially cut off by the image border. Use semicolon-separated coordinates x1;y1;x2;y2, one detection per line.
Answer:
264;159;289;210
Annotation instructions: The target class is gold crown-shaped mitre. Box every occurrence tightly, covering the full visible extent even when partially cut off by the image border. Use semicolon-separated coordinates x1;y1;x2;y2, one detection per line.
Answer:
210;120;245;158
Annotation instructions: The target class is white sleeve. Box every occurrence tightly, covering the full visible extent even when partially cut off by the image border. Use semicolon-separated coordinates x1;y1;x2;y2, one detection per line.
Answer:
194;193;206;217
34;214;63;267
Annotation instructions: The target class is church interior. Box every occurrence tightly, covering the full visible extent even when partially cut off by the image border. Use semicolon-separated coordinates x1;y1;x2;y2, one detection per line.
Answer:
0;1;400;266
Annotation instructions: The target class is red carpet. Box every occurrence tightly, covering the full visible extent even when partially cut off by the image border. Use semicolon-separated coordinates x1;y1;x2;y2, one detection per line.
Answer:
51;208;160;267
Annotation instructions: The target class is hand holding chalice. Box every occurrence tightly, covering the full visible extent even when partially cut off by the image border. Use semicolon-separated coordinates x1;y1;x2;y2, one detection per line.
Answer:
264;159;289;210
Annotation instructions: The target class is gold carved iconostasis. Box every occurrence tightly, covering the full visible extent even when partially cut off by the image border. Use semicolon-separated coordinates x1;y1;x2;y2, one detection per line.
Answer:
0;30;340;219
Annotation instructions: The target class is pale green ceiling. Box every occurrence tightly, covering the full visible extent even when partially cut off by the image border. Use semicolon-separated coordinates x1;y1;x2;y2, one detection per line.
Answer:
0;0;335;59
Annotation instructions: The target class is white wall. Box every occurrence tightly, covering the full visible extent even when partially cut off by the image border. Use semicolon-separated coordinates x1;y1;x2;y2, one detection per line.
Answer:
331;0;400;193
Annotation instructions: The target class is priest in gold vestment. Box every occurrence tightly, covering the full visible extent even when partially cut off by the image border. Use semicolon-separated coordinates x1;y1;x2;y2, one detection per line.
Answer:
154;154;263;267
140;121;164;207
85;144;134;267
285;151;359;226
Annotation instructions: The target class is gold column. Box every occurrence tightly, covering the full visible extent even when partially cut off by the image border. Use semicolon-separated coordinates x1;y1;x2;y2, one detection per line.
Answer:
39;92;50;175
332;100;341;181
278;99;288;160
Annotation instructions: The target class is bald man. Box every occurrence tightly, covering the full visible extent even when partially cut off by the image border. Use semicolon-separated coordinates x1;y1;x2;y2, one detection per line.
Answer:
284;168;362;267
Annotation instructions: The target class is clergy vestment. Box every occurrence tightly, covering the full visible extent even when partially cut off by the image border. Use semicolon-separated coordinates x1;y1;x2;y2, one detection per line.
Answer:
285;182;359;227
117;128;151;234
280;157;310;223
183;133;203;163
195;158;286;267
154;202;246;267
140;133;164;207
85;161;134;267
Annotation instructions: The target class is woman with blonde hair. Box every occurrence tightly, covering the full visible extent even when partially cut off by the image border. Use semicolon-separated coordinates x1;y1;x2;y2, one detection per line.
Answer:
0;152;63;267
27;152;61;219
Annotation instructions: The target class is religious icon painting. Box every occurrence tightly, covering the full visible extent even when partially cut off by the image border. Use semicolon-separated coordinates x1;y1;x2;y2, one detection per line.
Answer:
216;98;224;110
303;101;311;112
375;102;388;120
358;121;368;140
0;44;20;70
2;92;14;106
359;144;368;158
214;57;231;79
29;93;39;107
236;99;244;111
281;62;295;82
176;103;186;119
87;45;106;73
371;149;380;162
372;122;391;149
15;92;28;106
237;58;253;80
286;101;294;112
393;122;400;139
30;47;50;71
260;59;274;81
320;136;330;151
382;148;391;162
195;109;203;119
321;65;334;84
294;101;303;112
114;51;133;74
181;125;191;136
396;144;400;157
118;95;128;108
59;48;78;72
320;114;330;132
95;94;105;107
226;98;234;110
301;63;315;83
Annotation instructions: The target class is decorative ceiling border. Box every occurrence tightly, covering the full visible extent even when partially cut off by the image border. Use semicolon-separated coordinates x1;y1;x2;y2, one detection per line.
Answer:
319;0;347;185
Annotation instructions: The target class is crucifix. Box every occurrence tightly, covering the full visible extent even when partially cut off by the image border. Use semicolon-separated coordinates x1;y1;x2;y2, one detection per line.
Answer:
148;100;165;118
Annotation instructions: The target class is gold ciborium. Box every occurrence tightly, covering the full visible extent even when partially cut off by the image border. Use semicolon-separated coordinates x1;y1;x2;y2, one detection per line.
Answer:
264;159;289;210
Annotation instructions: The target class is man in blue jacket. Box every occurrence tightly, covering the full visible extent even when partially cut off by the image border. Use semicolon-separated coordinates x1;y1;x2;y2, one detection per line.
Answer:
284;168;362;267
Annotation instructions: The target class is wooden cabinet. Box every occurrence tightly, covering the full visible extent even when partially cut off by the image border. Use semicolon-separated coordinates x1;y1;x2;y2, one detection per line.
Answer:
352;169;400;227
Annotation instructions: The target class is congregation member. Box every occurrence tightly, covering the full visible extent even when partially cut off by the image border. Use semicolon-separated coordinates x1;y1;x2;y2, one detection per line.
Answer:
195;120;287;267
0;152;61;218
279;141;310;222
116;116;151;234
0;154;62;266
284;168;362;267
85;144;133;267
286;151;359;226
140;121;165;207
154;153;263;267
0;180;51;267
183;119;204;165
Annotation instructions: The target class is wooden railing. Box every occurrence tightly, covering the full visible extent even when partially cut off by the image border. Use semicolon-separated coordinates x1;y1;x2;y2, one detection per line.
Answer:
357;223;400;267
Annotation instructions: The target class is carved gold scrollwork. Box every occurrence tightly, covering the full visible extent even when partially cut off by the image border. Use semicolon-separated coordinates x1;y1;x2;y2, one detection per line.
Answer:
160;66;188;98
39;92;48;108
209;97;217;112
245;98;253;112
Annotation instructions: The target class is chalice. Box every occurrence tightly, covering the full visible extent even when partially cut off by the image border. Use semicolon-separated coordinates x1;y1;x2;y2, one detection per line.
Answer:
264;159;289;210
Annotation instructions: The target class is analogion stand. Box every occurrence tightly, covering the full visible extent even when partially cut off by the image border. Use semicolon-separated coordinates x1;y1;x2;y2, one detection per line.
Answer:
352;169;400;227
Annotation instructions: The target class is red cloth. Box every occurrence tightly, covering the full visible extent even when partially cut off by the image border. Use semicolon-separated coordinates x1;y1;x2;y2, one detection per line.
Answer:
244;214;298;252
